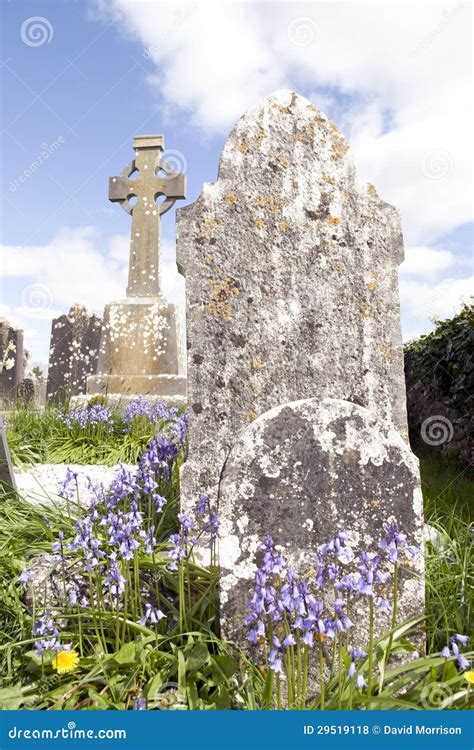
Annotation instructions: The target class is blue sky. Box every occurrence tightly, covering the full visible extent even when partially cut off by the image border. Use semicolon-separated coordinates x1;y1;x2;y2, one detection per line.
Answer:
0;0;472;368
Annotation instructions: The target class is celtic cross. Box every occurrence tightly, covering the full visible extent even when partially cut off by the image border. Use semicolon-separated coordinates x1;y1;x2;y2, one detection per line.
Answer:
109;135;186;298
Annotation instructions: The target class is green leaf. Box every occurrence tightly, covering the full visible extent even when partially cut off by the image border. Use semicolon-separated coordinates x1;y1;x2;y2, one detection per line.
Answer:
114;642;137;665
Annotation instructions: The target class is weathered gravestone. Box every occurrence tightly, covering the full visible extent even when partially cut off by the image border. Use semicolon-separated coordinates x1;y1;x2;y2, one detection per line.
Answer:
176;90;424;646
86;135;187;404
0;317;25;404
0;420;17;493
46;305;102;402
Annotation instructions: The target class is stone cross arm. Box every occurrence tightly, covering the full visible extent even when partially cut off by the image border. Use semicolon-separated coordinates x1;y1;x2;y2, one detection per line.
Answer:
109;165;186;216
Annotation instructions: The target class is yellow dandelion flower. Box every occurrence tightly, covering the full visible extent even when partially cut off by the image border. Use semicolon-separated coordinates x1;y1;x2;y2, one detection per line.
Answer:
52;649;80;675
464;671;474;684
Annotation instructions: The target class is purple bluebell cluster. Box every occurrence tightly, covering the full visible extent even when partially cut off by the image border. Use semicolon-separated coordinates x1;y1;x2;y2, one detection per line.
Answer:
379;521;419;563
25;411;190;644
60;404;114;431
246;536;346;666
32;612;72;657
246;522;423;682
123;396;179;425
441;634;470;670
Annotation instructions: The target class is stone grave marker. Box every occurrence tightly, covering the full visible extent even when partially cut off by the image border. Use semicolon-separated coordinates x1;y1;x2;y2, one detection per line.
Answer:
176;90;424;648
86;135;187;404
0;317;25;404
46;304;102;402
0;420;17;493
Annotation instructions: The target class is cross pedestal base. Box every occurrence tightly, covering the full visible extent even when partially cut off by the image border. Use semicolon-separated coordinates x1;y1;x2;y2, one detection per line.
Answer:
85;297;186;402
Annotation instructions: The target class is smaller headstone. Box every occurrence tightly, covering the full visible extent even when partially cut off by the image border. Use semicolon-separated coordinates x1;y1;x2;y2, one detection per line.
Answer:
218;398;424;650
17;377;36;404
0;317;25;404
0;421;17;493
46;305;102;402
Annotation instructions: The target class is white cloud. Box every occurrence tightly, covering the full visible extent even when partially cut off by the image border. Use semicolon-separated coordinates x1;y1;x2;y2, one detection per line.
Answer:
400;275;473;341
96;1;473;244
0;226;184;364
400;245;454;278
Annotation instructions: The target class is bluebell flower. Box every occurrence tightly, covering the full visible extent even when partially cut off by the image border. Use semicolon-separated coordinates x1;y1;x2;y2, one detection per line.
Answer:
196;494;209;515
139;603;165;626
133;696;146;710
18;569;33;585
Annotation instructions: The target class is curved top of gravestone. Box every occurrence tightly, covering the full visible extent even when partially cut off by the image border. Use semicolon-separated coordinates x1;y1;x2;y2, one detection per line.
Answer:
179;90;401;262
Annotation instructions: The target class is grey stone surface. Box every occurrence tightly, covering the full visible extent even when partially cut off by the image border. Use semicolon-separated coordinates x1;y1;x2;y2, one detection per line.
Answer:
177;89;410;512
86;135;187;401
46;305;102;402
218;398;424;648
0;317;25;404
14;462;134;506
0;421;17;493
17;374;46;407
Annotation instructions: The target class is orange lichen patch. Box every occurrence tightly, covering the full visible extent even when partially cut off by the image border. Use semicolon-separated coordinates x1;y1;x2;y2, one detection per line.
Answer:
236;142;249;154
251;357;263;370
326;215;340;225
204;254;214;264
255;219;265;230
206;277;240;321
357;302;373;319
322;174;336;186
272;102;293;116
255;195;283;215
371;499;381;508
199;217;219;235
278;220;292;232
379;343;392;362
330;127;350;161
367;183;379;198
366;272;380;292
225;192;238;206
334;262;345;272
245;410;257;422
277;155;290;169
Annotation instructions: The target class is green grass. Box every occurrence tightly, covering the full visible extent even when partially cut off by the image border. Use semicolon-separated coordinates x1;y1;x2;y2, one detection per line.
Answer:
4;403;182;467
414;446;473;652
0;408;472;709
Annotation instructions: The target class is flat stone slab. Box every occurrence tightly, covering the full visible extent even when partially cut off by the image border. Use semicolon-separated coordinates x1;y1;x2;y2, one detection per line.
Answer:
218;397;424;648
14;463;134;506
